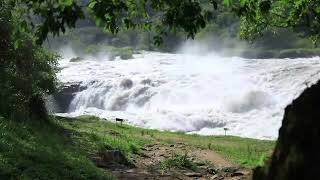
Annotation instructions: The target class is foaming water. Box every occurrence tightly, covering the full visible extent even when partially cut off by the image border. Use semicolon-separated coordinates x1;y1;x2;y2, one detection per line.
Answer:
57;51;320;139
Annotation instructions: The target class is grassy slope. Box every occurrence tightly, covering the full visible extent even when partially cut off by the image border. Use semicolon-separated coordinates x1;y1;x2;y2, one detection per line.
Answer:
0;116;114;180
59;116;275;168
0;115;275;179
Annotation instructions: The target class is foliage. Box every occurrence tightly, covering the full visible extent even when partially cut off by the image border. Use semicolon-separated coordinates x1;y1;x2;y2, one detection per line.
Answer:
160;153;198;172
84;45;134;60
13;0;219;46
234;0;320;44
0;116;114;179
236;48;320;59
44;1;317;55
0;1;58;121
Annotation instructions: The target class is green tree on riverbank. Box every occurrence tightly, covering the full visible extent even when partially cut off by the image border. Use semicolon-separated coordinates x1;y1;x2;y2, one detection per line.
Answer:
0;1;58;121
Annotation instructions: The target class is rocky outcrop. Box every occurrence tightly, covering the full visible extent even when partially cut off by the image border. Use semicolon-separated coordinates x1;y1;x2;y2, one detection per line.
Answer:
253;81;320;180
53;83;86;113
69;57;84;62
92;150;131;168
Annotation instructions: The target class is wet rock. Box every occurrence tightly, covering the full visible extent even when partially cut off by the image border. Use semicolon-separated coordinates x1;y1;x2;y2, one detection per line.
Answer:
93;150;130;168
120;79;133;89
70;57;84;62
253;81;320;180
141;79;152;85
52;83;86;113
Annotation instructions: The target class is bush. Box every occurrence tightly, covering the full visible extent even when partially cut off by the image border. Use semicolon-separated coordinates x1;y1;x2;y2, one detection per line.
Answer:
160;153;197;172
278;48;320;58
0;2;58;121
84;44;133;60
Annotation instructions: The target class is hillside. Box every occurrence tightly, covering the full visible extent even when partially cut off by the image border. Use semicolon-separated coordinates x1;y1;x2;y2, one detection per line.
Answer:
0;116;274;179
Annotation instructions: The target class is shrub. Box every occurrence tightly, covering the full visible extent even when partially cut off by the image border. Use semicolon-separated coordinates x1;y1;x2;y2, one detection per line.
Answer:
160;153;197;172
0;1;59;121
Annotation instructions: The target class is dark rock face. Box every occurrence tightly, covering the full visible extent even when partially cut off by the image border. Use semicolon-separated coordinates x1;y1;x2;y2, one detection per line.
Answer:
92;150;130;168
53;83;86;113
69;57;84;62
253;81;320;180
120;79;133;89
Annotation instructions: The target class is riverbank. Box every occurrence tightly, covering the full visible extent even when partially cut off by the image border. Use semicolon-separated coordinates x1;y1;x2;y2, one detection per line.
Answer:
0;116;275;179
221;48;320;59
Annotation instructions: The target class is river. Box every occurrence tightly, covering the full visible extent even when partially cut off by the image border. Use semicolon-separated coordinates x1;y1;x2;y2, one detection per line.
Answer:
56;51;320;139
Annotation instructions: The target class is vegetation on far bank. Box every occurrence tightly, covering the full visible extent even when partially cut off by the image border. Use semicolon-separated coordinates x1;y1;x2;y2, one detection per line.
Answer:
0;115;275;178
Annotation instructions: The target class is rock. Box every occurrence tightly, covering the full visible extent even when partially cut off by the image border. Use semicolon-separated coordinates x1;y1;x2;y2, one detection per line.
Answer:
141;79;152;85
120;79;133;89
222;167;237;173
120;53;133;60
91;156;106;168
231;172;244;177
184;172;202;177
207;167;217;175
140;152;150;158
211;174;219;179
253;81;320;180
52;83;86;113
70;57;84;62
104;150;127;162
195;161;206;166
125;169;135;173
93;150;130;168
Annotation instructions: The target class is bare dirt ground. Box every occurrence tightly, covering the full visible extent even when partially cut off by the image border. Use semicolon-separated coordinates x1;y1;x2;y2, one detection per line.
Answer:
110;142;252;180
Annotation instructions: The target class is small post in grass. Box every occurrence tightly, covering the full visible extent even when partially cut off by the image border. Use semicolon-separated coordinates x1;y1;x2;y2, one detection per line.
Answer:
115;118;124;127
223;128;229;136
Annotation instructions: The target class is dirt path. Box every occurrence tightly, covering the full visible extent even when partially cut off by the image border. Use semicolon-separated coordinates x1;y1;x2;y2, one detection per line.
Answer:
110;142;252;180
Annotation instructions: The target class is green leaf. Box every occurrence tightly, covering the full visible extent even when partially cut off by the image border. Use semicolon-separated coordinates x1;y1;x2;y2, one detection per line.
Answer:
65;0;73;6
224;0;232;7
88;1;97;9
95;18;101;26
14;40;21;49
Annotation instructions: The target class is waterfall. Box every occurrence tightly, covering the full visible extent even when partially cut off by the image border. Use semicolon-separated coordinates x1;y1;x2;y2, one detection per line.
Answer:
56;51;320;139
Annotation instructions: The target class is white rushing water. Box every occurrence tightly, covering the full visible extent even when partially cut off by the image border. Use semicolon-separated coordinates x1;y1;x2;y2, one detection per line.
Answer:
57;51;320;139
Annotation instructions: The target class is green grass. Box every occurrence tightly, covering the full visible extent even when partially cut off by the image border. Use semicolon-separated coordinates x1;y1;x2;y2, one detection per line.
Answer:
0;115;276;179
58;116;275;168
0;116;114;180
160;153;197;172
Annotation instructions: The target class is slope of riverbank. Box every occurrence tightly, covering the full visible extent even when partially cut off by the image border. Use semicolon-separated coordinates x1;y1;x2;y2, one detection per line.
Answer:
0;116;275;179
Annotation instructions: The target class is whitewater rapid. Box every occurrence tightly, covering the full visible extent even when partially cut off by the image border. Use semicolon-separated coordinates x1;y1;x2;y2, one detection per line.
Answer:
57;51;320;139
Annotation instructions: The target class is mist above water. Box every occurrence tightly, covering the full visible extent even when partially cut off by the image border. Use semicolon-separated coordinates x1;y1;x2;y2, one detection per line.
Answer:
57;44;320;139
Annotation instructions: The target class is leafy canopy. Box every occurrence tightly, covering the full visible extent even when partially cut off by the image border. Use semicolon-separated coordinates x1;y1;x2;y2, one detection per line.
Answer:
13;0;320;46
14;0;220;46
229;0;320;44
